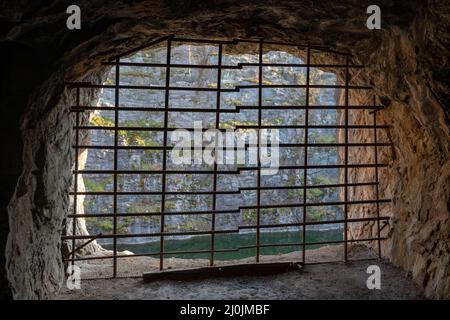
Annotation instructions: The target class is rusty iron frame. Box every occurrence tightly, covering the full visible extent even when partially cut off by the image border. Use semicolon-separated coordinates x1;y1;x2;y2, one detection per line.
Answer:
64;36;391;279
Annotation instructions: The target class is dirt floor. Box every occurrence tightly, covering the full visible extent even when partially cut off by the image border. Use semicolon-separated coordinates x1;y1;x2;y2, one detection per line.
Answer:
56;245;424;299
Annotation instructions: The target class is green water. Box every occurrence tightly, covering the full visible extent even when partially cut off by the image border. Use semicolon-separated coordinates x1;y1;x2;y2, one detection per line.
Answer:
104;229;343;260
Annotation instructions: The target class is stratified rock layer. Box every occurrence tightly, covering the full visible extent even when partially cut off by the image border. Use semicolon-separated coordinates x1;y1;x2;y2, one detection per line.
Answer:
0;0;448;299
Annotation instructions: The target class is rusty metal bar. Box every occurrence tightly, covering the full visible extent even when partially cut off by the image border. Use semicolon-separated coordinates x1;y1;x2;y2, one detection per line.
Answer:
210;43;223;266
240;198;391;210
63;236;389;263
74;163;389;175
302;46;311;263
64;37;392;278
112;58;120;277
70;105;387;112
344;56;350;262
72;142;393;150
63;230;388;242
69;181;379;196
68;205;392;220
65;83;372;91
72;124;391;130
159;37;173;270
71;87;80;271
102;61;364;69
63;233;103;260
373;95;382;259
65;215;390;231
255;39;263;262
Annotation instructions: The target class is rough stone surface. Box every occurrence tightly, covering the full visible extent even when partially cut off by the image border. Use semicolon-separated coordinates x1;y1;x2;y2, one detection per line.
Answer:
0;0;448;299
56;247;424;300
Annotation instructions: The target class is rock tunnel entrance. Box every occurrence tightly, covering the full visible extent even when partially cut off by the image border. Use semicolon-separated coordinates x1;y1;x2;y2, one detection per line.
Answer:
62;36;392;279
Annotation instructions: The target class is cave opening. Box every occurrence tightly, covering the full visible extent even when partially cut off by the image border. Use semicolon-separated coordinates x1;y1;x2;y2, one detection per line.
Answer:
3;1;448;300
62;36;391;279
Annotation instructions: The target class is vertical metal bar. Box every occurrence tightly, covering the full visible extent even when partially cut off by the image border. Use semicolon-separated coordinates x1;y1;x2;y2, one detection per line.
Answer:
71;87;80;271
256;39;263;262
210;44;223;266
344;56;350;262
113;59;120;277
302;47;311;263
160;38;172;270
373;95;382;259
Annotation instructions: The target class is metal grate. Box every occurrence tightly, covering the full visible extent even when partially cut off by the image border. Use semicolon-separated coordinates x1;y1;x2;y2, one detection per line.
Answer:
64;36;391;279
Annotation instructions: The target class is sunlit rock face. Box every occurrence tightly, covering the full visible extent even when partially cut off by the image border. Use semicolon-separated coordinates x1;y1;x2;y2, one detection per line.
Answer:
79;47;340;246
0;0;448;299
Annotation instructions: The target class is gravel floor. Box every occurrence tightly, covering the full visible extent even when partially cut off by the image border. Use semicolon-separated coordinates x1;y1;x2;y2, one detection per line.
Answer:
56;245;424;300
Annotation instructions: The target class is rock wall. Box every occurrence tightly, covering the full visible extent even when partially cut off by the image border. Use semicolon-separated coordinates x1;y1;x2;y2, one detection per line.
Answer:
0;0;448;299
341;25;450;298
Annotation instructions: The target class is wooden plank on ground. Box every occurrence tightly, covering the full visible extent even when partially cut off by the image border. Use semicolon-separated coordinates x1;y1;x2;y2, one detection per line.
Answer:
143;261;303;282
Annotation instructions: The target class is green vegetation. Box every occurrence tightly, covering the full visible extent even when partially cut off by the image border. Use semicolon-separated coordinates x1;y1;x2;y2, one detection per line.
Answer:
90;115;163;147
83;176;113;193
104;78;114;85
90;114;114;127
310;132;336;144
311;175;337;185
85;215;113;233
242;209;257;224
307;207;330;222
220;119;257;129
241;78;274;85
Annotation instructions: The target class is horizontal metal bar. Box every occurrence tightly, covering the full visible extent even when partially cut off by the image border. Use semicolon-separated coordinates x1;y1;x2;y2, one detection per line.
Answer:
73;124;391;131
74;164;388;175
235;125;390;130
70;182;379;196
240;182;379;190
70;190;240;196
66;83;372;91
238;62;363;68
238;242;303;249
62;236;388;263
68;208;241;218
70;105;386;112
236;84;372;90
239;216;390;230
72;143;392;150
102;61;364;69
239;237;387;250
71;106;238;113
62;229;238;240
67;202;390;219
240;198;391;210
102;61;243;69
63;248;239;262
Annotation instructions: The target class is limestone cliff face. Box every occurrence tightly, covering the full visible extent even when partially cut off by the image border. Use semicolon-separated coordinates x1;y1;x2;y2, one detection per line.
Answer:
0;0;448;299
78;48;341;245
